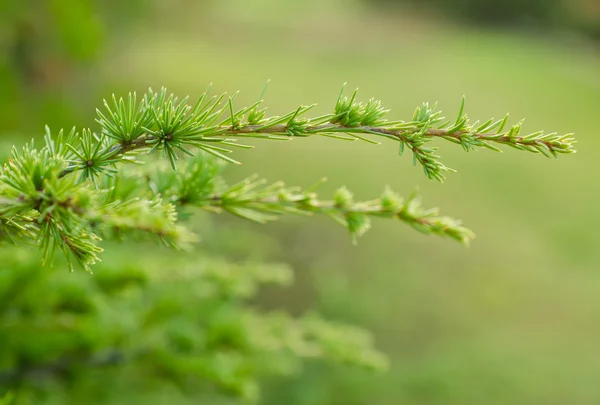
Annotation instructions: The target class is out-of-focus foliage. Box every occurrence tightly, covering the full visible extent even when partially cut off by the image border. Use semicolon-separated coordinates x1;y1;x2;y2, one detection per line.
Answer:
369;0;562;25
364;0;600;39
0;0;153;132
0;242;386;404
0;0;96;130
567;0;600;41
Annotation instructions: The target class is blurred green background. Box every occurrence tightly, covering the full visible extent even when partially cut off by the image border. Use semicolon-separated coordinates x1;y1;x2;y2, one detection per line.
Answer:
1;0;600;403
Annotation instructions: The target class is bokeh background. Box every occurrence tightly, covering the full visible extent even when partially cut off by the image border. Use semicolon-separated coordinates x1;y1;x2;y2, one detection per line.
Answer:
1;0;600;403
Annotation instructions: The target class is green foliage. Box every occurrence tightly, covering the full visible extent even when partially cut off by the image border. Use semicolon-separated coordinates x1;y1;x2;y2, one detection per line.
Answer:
0;245;386;403
0;86;575;271
0;84;575;403
89;86;575;181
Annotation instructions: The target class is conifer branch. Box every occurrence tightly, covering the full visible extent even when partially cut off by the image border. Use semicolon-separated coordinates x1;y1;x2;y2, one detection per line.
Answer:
143;156;473;244
200;176;473;244
71;86;575;183
0;85;576;271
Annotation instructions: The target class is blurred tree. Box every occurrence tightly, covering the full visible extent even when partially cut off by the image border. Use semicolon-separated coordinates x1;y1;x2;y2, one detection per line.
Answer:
567;0;600;41
0;0;101;131
0;0;155;133
364;0;567;28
